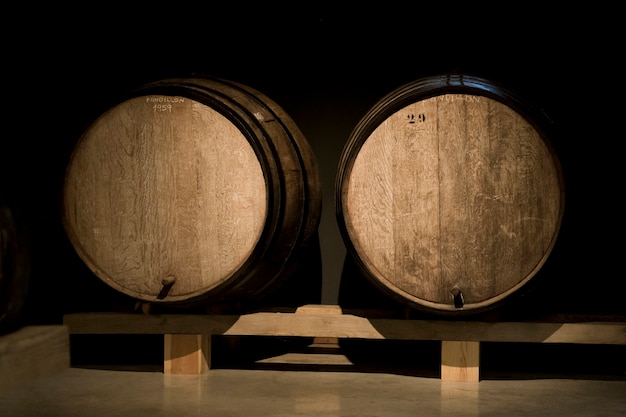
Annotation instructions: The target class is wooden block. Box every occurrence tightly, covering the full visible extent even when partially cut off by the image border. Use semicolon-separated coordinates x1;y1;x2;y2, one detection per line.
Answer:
164;334;211;375
310;336;340;347
0;325;70;388
296;304;343;315
441;341;480;382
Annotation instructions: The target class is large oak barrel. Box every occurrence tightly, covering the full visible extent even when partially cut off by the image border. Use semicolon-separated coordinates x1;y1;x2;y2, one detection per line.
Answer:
0;199;31;333
336;74;564;315
62;77;322;306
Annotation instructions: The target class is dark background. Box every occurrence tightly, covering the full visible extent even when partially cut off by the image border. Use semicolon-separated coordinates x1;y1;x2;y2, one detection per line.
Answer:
2;6;623;328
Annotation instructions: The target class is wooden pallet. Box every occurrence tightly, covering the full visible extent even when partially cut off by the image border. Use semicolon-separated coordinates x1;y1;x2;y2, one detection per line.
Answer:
63;304;626;382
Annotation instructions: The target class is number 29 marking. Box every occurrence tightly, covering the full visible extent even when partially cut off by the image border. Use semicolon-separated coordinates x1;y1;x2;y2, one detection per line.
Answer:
407;113;426;124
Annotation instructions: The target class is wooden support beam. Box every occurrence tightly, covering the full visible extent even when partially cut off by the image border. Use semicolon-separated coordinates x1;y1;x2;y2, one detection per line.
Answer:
64;310;626;345
441;341;480;382
164;334;211;375
61;306;626;381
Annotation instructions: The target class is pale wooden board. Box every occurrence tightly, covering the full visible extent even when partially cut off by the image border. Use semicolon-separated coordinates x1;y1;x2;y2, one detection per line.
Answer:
441;341;480;382
63;309;626;345
164;334;210;375
257;353;353;365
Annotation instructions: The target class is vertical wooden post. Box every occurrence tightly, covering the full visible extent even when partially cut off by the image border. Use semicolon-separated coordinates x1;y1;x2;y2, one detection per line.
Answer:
441;341;480;382
164;334;211;375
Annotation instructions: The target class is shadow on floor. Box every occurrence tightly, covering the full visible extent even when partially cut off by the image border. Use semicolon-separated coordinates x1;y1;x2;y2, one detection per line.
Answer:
69;334;626;381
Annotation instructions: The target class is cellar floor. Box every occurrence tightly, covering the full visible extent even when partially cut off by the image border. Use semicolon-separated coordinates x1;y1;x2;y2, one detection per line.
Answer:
1;366;626;417
2;335;626;417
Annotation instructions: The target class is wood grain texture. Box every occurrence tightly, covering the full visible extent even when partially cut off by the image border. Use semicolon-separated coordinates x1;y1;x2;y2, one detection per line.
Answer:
441;341;480;382
63;77;322;305
164;334;210;374
341;93;563;313
63;310;626;345
64;96;266;302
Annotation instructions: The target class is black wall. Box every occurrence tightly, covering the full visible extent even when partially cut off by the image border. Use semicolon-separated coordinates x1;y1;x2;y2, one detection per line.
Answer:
3;6;623;326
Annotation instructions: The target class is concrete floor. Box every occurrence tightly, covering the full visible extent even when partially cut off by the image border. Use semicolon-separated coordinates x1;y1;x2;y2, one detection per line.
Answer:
2;334;626;417
1;366;626;417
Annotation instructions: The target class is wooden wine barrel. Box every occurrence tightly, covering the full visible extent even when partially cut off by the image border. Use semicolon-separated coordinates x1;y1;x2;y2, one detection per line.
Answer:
336;74;565;315
62;77;322;305
0;200;31;333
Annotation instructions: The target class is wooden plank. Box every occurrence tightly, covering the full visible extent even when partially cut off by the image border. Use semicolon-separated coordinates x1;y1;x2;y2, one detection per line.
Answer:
0;326;70;388
63;311;626;345
164;334;210;375
296;304;343;315
297;305;342;346
441;341;480;382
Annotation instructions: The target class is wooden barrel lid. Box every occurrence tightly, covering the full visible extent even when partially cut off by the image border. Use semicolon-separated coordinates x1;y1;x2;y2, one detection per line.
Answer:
64;92;268;303
337;75;564;314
